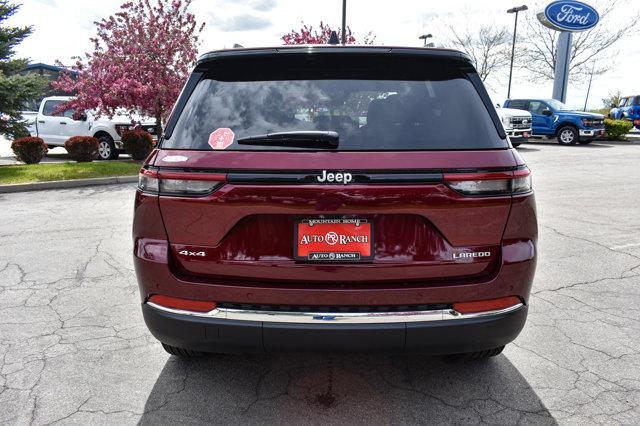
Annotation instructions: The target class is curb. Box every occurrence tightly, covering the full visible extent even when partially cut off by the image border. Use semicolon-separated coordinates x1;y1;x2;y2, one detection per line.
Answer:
0;175;138;194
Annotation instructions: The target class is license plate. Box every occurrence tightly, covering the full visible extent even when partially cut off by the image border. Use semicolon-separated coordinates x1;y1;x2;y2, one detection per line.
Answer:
294;219;373;262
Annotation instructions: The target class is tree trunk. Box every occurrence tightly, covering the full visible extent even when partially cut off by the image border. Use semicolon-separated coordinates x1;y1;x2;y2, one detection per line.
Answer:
155;113;162;139
155;100;163;138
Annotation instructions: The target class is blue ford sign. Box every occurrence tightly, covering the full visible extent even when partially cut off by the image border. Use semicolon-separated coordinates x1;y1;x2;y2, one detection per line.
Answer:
538;1;599;32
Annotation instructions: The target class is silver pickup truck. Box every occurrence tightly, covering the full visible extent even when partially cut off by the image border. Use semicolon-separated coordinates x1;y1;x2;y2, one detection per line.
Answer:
496;107;532;147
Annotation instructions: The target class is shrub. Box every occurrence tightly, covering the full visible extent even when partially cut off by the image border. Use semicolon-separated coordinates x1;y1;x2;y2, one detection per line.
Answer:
11;137;47;164
604;119;633;141
64;136;99;162
122;129;154;161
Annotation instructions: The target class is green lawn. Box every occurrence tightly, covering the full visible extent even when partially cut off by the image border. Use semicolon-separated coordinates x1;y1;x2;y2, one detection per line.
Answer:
0;161;141;184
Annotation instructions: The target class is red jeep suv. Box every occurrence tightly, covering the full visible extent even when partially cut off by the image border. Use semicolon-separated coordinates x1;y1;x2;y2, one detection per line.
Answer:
133;46;537;358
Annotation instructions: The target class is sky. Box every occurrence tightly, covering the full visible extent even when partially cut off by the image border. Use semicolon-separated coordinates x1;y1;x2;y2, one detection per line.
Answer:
8;0;640;110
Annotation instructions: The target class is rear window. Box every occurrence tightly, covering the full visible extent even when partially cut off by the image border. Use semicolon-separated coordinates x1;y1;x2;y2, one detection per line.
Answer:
163;54;506;151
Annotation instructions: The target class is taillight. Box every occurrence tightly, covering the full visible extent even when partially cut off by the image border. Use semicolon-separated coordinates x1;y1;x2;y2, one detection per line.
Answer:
148;294;217;313
453;296;522;314
444;169;532;196
138;168;159;193
138;168;226;196
512;169;532;194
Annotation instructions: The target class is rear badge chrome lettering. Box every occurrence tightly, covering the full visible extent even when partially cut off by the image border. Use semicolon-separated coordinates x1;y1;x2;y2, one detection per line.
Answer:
178;250;206;257
162;155;189;163
453;251;491;259
316;170;353;184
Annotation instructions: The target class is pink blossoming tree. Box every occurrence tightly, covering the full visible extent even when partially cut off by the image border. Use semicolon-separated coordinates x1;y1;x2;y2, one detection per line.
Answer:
53;0;204;134
281;22;375;45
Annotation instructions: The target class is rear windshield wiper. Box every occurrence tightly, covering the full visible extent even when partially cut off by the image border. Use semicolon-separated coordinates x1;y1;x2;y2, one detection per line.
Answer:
236;131;339;149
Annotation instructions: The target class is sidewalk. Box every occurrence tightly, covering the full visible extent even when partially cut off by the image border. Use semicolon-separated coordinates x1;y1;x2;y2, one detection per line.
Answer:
0;136;15;165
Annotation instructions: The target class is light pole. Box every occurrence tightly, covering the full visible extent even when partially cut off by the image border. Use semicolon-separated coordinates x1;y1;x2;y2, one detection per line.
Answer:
506;5;528;99
341;0;347;45
419;34;433;47
583;61;596;111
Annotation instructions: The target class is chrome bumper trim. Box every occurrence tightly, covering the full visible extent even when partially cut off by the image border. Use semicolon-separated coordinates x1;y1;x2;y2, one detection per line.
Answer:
146;302;523;324
579;129;604;136
507;130;531;137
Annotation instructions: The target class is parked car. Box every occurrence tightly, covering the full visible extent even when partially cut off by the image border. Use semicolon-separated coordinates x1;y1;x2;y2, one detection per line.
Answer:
495;106;532;147
609;95;640;128
134;46;537;358
24;96;157;160
504;98;604;145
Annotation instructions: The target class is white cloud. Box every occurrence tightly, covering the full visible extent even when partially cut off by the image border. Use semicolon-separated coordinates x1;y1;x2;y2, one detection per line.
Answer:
233;0;277;12
215;14;272;31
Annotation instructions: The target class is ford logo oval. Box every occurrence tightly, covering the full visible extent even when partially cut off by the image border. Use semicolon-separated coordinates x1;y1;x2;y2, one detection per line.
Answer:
539;1;599;32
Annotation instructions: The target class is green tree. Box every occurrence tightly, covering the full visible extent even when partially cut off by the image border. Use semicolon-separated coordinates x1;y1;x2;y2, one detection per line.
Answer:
602;90;622;109
0;1;46;139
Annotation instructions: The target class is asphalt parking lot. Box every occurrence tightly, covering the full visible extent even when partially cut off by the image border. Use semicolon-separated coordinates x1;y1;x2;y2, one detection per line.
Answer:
1;141;639;424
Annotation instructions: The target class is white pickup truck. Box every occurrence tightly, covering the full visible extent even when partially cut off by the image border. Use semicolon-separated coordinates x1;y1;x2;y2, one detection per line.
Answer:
25;96;157;160
495;106;532;148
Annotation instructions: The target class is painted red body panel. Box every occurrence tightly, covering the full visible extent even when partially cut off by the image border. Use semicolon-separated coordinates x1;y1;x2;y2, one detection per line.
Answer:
152;149;521;170
158;183;510;283
133;149;537;307
158;184;511;247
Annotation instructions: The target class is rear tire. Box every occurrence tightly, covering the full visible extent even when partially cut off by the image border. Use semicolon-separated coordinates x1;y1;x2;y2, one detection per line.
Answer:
97;135;119;160
557;126;578;145
161;342;203;357
464;345;505;359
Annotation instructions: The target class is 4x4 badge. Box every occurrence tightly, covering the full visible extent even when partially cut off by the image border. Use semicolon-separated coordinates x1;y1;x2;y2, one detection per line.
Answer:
178;250;206;257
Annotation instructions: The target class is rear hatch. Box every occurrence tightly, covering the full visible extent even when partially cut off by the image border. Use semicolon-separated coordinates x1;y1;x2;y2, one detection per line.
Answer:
153;48;520;286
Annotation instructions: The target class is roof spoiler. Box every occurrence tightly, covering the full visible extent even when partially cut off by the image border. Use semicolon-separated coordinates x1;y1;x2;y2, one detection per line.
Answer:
196;46;473;67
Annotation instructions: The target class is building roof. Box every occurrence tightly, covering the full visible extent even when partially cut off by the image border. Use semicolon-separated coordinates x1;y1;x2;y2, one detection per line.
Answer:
22;63;78;76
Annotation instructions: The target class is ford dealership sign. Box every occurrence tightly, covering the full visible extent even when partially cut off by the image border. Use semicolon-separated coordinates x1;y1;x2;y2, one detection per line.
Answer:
538;1;599;32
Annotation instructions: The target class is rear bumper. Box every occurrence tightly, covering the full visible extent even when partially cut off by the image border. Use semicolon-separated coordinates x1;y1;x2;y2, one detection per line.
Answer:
142;302;528;354
506;129;531;140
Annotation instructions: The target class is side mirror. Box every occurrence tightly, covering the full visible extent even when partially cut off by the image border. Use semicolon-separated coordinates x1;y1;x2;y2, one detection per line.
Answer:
542;109;552;117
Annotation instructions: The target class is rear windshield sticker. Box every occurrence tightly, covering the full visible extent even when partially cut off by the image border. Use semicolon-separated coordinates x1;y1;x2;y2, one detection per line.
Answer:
208;128;235;150
162;155;189;163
